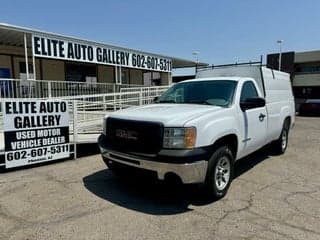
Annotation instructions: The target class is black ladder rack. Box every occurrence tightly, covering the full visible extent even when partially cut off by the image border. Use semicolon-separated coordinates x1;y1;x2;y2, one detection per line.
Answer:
196;56;264;72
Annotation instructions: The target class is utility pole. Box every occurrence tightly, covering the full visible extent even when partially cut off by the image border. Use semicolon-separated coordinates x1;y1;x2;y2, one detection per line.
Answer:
277;40;283;71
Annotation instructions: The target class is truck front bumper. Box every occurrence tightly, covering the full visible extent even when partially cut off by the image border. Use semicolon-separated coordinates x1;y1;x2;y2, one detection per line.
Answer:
98;135;209;184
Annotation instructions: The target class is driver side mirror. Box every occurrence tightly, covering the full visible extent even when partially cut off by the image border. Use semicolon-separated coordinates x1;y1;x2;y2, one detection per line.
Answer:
240;97;266;111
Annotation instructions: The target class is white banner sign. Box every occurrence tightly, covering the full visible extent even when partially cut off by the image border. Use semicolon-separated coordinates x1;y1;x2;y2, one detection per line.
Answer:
3;100;70;168
32;35;172;72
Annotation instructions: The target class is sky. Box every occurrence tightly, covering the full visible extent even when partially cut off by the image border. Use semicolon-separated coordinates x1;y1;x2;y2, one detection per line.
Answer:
1;0;320;75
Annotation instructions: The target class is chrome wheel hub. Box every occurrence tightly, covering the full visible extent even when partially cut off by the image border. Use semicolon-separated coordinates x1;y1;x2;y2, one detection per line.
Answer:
281;129;287;150
214;156;230;191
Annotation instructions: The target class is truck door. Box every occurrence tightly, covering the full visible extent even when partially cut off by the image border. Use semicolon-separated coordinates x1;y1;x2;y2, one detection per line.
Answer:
239;81;267;156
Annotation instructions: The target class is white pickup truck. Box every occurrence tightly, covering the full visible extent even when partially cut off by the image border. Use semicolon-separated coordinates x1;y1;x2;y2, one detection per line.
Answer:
98;64;295;198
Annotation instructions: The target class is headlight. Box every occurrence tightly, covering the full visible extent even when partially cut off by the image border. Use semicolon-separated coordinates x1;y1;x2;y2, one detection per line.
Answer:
103;117;107;135
163;127;196;149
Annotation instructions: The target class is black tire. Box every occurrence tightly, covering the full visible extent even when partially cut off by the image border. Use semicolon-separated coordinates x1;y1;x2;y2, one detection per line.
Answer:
271;120;290;155
204;146;234;199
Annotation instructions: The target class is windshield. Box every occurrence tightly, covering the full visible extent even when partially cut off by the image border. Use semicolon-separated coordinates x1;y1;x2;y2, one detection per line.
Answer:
156;80;238;107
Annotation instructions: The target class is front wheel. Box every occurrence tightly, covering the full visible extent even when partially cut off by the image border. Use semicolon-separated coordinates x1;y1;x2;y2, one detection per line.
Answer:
204;146;234;199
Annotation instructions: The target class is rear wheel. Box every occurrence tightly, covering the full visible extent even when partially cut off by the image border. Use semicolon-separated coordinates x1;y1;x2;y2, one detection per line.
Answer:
272;120;290;154
204;146;234;199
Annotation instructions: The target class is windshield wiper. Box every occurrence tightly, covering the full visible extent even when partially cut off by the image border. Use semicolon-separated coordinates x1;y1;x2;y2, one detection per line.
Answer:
156;100;176;103
185;100;212;105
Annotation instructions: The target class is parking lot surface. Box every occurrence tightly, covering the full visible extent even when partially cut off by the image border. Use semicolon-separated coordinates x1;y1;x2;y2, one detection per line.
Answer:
0;117;319;240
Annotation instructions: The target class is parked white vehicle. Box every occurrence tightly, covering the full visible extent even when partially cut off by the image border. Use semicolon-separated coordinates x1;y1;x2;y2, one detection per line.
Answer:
98;64;295;199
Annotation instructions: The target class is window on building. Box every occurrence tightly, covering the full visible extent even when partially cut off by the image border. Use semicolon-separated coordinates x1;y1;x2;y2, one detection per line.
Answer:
19;62;33;73
143;71;161;86
19;62;35;80
143;72;152;86
121;68;129;85
295;64;320;74
65;63;96;82
152;72;161;86
293;87;320;99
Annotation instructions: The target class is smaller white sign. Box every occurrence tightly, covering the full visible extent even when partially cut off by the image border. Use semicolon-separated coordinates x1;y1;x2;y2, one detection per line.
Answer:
3;100;70;168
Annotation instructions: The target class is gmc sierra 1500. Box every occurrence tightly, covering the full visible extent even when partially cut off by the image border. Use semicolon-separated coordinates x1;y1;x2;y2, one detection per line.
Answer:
98;64;295;198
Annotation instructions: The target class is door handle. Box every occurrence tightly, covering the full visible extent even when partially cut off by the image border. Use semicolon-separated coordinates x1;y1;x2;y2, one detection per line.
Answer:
259;113;266;122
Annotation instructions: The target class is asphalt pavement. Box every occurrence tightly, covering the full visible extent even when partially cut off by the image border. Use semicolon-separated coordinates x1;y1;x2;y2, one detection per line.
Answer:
0;116;319;240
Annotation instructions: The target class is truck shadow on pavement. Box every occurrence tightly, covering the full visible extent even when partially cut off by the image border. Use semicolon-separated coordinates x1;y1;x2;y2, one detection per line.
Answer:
83;147;272;215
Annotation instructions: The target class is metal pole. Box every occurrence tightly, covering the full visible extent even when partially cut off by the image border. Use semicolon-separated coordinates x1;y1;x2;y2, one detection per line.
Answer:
192;51;199;74
139;88;142;106
73;101;78;160
115;66;118;84
277;40;283;71
24;33;29;80
48;81;52;98
31;35;36;80
113;84;116;111
279;43;282;71
103;95;106;111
